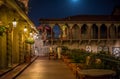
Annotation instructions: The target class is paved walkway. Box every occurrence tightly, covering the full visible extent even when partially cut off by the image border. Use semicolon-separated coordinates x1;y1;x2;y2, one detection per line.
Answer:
16;57;76;79
0;56;37;79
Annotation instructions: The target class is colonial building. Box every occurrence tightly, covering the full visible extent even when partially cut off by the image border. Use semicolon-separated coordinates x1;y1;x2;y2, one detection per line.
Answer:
39;6;120;56
0;0;37;69
17;0;29;13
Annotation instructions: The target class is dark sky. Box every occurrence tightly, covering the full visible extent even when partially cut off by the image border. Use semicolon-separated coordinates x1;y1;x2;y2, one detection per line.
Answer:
28;0;120;26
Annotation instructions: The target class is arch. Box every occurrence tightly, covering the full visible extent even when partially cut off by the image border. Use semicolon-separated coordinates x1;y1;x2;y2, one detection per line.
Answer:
109;24;116;39
65;24;70;39
91;24;98;39
71;24;79;39
118;25;120;39
37;24;44;34
61;24;69;39
44;24;52;39
52;24;61;39
100;24;107;39
81;24;88;39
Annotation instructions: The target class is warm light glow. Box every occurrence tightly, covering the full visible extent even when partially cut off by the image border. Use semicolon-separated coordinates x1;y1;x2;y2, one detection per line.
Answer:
12;18;17;27
30;32;33;36
24;26;27;32
33;33;39;39
33;35;36;39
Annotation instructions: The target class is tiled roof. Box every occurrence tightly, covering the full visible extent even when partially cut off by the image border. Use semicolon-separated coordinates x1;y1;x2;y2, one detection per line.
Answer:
39;15;120;21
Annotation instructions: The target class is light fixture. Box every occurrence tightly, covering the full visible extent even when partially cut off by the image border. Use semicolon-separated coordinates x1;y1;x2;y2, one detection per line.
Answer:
30;31;33;36
24;26;27;32
12;18;17;27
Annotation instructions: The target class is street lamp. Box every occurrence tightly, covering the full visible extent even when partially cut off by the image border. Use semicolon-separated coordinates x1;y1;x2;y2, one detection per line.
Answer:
30;31;33;36
24;26;27;32
12;18;17;27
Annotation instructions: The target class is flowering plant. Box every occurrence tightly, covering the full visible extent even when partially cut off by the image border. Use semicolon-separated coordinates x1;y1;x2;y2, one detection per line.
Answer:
0;26;6;32
25;37;35;44
0;26;6;35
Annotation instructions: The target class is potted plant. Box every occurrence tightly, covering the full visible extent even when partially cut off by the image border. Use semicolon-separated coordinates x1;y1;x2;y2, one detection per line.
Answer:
0;26;6;35
25;37;35;44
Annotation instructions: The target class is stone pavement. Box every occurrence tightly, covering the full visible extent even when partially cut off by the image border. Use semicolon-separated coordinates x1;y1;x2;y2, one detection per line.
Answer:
0;56;37;79
16;57;76;79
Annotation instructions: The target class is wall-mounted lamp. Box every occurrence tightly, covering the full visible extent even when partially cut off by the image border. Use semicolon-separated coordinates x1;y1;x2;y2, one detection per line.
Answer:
24;26;27;32
12;18;17;27
30;31;33;36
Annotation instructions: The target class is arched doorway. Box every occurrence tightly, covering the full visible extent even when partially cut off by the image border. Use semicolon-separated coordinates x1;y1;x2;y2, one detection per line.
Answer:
100;24;107;39
91;24;98;39
44;24;52;39
61;25;67;39
109;24;116;39
71;24;79;40
53;24;61;39
81;24;88;39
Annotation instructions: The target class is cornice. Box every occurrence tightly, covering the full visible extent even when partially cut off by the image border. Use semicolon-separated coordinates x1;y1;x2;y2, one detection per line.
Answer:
5;0;38;33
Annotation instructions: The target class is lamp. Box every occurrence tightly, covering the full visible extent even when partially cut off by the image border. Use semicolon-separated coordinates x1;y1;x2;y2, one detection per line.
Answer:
30;31;33;36
12;18;17;27
24;26;27;32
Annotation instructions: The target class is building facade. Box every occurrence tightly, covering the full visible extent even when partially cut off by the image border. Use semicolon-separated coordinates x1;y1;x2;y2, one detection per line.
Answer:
39;7;120;56
0;0;37;69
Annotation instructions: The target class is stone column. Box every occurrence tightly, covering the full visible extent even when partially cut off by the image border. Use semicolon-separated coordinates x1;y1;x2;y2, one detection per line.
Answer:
6;28;13;67
18;32;24;63
68;24;74;39
0;34;7;68
0;7;9;68
78;24;83;40
87;24;92;39
106;24;111;39
96;24;101;39
49;24;54;45
115;24;119;39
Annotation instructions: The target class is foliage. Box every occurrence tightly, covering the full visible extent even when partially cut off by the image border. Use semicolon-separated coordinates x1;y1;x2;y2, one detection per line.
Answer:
0;26;6;35
62;48;120;76
60;46;68;54
69;49;90;63
25;37;35;44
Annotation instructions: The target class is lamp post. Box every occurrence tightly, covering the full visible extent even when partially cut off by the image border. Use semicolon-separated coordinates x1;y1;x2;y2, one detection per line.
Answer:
7;18;18;67
24;26;27;32
12;18;17;27
30;31;33;37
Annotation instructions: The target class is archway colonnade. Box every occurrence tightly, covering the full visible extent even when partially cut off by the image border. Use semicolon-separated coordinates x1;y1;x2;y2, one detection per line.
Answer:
39;23;120;40
39;22;120;54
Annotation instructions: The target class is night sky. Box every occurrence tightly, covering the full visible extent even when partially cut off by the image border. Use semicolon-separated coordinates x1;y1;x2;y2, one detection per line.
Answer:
28;0;120;26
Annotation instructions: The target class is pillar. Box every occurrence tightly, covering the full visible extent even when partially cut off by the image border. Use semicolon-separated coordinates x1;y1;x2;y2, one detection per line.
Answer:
78;24;82;40
96;24;101;39
106;24;111;39
68;24;74;40
115;24;119;39
18;32;24;63
6;29;13;67
49;24;54;45
86;24;92;39
12;28;19;64
0;33;7;68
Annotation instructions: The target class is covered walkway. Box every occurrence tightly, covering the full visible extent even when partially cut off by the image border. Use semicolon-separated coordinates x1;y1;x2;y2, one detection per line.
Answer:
16;57;76;79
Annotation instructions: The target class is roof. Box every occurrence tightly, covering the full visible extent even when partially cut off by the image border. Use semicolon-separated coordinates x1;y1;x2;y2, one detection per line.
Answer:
39;15;120;21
